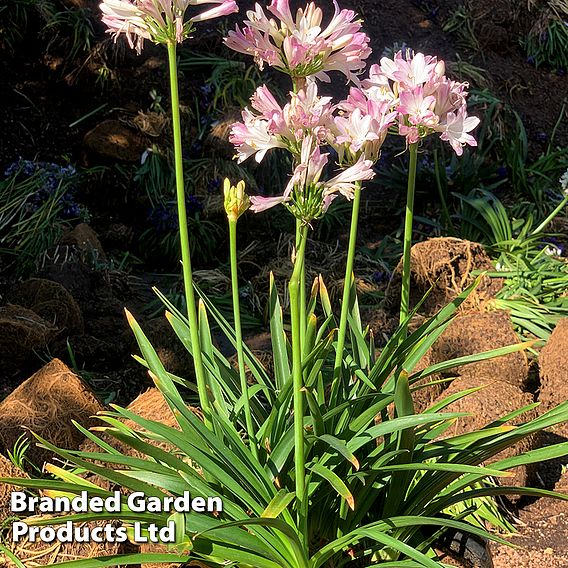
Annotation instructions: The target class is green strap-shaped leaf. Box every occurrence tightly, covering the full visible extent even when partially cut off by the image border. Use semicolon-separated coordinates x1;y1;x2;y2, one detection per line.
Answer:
261;490;296;518
308;462;355;511
269;272;290;391
318;434;360;470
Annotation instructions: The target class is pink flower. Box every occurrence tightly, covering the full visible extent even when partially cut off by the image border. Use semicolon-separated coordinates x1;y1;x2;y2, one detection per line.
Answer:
225;0;371;82
334;90;397;163
324;154;375;200
362;50;479;153
100;0;238;53
380;51;439;88
397;87;438;127
438;107;480;156
230;83;336;162
230;108;286;163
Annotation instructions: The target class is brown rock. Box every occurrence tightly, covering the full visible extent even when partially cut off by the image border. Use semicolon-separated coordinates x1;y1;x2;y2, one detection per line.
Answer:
0;305;56;379
384;237;502;318
8;278;84;337
83;119;148;164
0;359;104;468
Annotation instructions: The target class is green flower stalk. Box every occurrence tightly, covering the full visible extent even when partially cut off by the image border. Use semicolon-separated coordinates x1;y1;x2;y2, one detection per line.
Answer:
331;181;362;401
224;179;257;457
167;41;211;427
100;0;239;427
399;142;419;337
289;222;309;541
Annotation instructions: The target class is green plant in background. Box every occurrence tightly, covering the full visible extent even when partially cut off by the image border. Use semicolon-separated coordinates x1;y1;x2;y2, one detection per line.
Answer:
523;0;568;70
456;184;568;340
0;159;89;273
0;0;94;59
178;50;268;112
41;4;94;60
2;3;568;568
0;0;36;50
135;146;175;207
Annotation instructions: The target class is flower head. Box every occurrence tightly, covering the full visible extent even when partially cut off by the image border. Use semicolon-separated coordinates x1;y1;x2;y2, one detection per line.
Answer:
362;49;479;154
334;91;397;163
225;0;371;82
560;168;568;196
224;179;250;220
100;0;238;53
230;82;335;163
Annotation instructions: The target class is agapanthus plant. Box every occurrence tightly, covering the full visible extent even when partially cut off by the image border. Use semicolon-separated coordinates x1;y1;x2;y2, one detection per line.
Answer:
3;3;568;568
352;49;480;331
225;0;371;82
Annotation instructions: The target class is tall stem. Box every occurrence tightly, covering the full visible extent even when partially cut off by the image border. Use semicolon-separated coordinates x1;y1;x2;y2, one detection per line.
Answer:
296;218;307;354
229;218;257;457
289;223;309;542
330;182;362;402
399;142;419;338
167;41;211;427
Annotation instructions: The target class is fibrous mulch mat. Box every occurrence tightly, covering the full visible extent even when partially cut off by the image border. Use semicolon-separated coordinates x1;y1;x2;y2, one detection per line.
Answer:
434;374;538;489
8;278;83;337
383;237;503;319
0;359;104;469
410;310;529;413
0;306;56;379
79;387;201;493
80;387;181;457
143;318;195;379
0;519;134;568
538;318;568;423
0;454;28;525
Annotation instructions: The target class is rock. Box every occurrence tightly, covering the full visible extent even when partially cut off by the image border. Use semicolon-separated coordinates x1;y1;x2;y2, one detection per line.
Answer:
8;278;84;337
0;305;56;379
0;359;104;469
82;119;148;164
383;237;502;319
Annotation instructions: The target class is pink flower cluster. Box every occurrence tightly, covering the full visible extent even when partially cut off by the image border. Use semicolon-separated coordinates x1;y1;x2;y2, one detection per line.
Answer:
100;0;238;53
361;50;480;155
225;0;371;82
230;82;336;163
230;83;384;215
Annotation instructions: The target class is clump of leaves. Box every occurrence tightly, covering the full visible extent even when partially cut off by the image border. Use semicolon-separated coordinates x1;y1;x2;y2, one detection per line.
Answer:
0;159;89;273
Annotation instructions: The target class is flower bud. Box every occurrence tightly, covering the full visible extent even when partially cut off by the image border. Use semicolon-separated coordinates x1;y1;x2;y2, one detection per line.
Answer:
224;179;250;221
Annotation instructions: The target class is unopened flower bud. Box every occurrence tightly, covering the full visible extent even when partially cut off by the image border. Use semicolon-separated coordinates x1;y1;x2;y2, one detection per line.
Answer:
224;179;250;221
